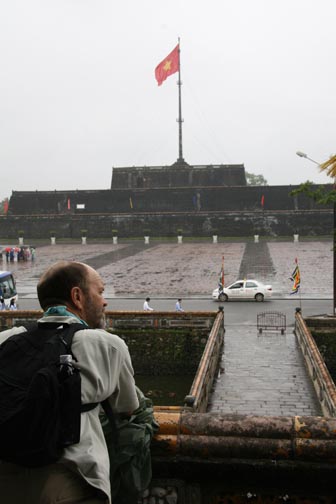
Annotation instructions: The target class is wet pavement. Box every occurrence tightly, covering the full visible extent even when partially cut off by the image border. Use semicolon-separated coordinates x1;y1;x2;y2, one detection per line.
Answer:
207;326;322;416
238;241;276;279
1;237;332;300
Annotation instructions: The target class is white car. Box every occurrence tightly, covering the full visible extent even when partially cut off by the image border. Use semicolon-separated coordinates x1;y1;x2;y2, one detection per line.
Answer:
212;279;272;302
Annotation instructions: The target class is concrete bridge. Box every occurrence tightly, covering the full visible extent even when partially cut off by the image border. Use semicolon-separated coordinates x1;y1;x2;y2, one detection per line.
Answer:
207;314;322;417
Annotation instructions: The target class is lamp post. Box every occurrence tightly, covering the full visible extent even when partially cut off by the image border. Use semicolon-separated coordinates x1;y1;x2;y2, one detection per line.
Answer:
296;151;336;316
296;151;320;166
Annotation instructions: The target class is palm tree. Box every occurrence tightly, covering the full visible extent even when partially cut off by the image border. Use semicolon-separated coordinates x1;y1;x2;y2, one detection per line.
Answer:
319;154;336;179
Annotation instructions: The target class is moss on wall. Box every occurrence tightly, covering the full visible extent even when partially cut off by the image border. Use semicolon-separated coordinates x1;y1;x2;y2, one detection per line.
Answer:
312;331;336;381
111;328;208;375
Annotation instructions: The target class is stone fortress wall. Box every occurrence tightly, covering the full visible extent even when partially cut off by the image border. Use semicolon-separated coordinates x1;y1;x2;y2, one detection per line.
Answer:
0;164;333;239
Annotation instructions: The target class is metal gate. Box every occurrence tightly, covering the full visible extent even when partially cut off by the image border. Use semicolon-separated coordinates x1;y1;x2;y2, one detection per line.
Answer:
257;311;286;334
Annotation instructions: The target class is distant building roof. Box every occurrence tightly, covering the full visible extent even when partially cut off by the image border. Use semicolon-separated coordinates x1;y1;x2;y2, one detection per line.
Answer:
111;163;247;188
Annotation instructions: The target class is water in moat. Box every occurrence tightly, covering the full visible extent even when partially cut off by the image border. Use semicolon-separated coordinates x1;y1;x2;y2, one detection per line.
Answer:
135;374;193;406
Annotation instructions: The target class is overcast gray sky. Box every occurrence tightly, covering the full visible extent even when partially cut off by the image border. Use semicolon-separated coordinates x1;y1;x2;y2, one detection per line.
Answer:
0;0;335;200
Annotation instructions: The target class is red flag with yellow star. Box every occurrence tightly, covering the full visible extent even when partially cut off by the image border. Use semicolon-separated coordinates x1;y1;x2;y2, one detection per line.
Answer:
155;44;179;86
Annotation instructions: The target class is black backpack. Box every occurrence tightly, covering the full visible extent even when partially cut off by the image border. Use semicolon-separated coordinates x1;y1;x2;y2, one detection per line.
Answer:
0;322;100;467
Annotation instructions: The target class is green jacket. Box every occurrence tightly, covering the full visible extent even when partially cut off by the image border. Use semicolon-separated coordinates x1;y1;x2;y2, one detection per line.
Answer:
101;387;159;504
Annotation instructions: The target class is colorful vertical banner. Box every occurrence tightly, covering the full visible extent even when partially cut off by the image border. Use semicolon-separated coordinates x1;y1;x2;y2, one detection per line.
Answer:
290;258;301;294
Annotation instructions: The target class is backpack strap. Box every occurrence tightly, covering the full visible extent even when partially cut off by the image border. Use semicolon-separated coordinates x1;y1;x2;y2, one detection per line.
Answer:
37;322;86;357
37;323;117;431
38;322;98;414
81;402;99;412
101;399;118;446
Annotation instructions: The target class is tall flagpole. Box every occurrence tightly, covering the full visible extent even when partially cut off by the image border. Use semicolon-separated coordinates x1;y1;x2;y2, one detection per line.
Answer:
177;37;185;164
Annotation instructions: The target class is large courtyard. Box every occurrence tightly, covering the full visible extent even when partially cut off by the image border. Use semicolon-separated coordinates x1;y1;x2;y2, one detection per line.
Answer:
1;238;332;300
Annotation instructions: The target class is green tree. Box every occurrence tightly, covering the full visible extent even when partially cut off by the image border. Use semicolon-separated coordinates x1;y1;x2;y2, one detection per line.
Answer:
245;172;268;186
290;181;336;204
291;155;335;262
291;154;336;204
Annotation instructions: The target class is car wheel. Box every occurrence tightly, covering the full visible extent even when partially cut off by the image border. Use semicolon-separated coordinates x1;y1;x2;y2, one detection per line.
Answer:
219;293;228;302
255;293;264;302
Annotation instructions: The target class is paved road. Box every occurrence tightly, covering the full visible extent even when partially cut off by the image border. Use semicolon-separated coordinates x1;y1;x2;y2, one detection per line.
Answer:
17;297;332;328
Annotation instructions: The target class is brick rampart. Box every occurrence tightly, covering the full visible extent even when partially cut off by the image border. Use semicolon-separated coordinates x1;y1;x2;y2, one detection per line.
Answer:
8;185;332;215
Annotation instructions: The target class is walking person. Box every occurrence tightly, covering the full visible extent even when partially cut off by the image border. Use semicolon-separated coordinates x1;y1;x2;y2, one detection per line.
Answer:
175;298;184;312
143;297;154;311
9;298;17;310
0;260;139;504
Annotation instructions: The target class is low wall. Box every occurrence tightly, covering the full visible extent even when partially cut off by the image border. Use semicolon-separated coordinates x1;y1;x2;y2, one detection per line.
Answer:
107;311;218;376
105;311;215;330
301;314;336;394
186;308;224;412
295;309;336;416
303;315;336;333
150;411;336;501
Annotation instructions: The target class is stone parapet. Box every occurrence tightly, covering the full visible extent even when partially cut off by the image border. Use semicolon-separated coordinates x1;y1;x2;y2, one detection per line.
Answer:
0;208;332;239
150;412;336;501
295;310;336;416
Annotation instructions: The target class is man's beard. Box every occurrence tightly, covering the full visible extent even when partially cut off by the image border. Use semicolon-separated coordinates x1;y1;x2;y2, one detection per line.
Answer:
97;312;106;329
83;297;106;329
